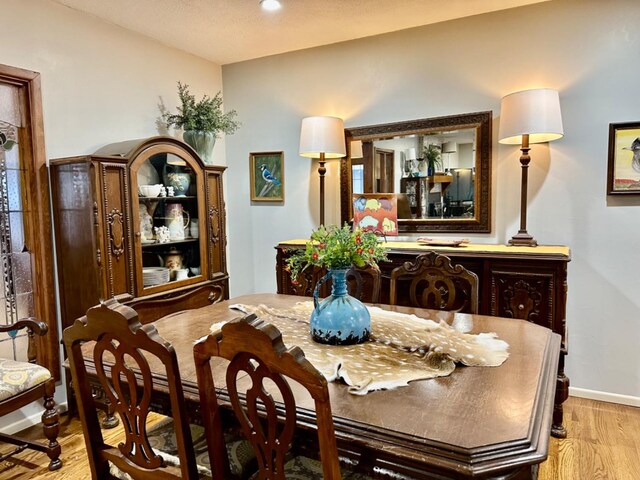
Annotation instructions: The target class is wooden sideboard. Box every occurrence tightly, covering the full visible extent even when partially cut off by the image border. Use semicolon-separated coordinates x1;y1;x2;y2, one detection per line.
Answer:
275;240;570;438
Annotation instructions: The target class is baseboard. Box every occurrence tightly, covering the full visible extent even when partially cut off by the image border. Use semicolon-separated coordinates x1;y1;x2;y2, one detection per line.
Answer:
0;401;68;435
570;387;640;407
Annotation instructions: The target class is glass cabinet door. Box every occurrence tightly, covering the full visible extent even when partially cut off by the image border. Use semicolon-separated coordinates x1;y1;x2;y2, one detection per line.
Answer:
131;146;207;295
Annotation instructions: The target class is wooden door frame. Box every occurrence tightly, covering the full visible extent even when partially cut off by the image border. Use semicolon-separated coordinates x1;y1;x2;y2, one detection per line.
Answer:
374;147;395;193
0;64;59;379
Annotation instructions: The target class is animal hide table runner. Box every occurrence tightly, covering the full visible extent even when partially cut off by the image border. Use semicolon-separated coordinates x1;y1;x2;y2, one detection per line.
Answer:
223;302;509;395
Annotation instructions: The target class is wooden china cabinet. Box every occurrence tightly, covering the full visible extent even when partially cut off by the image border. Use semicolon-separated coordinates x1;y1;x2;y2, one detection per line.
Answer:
50;136;228;332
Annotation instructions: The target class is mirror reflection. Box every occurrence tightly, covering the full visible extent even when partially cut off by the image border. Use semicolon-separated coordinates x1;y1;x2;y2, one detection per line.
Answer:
342;111;492;233
351;128;477;220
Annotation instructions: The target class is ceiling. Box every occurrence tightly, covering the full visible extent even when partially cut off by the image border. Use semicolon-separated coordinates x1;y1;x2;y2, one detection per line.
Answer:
52;0;550;65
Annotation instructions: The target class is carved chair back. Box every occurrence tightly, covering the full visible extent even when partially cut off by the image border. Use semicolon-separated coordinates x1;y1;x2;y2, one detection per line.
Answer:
345;264;382;303
303;264;382;303
194;314;342;480
63;299;198;480
390;251;479;313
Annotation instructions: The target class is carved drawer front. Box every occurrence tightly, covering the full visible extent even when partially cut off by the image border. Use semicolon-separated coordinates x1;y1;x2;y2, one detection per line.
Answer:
490;269;555;329
126;282;227;325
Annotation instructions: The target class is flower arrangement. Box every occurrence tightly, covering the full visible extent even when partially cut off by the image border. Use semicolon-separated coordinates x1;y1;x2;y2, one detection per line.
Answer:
164;82;240;137
286;224;388;282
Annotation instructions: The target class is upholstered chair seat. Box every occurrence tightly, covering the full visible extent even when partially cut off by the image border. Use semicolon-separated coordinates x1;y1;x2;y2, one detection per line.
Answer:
0;319;61;471
267;456;372;480
0;358;52;401
106;418;256;480
146;418;256;478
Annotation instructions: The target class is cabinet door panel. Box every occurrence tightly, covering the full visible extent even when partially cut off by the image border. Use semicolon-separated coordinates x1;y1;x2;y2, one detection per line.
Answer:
98;162;135;299
490;269;554;329
205;170;227;278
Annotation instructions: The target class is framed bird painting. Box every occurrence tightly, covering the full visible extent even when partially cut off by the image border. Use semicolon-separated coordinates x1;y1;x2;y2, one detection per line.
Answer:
607;122;640;194
250;151;284;201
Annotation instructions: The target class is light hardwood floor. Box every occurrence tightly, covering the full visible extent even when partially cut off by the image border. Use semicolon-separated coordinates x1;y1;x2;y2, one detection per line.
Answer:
1;396;638;479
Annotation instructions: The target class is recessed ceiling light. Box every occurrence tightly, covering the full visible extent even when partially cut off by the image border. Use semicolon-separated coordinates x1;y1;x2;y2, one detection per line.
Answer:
260;0;282;12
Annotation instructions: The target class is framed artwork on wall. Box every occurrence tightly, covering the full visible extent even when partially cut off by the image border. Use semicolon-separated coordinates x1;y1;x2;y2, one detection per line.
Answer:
250;151;284;202
607;122;640;194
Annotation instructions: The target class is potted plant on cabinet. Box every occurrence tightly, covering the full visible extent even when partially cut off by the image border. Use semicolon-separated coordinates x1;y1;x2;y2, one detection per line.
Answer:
164;82;240;164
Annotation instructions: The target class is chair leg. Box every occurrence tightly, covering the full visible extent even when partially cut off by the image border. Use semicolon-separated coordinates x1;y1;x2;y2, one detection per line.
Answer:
42;379;62;471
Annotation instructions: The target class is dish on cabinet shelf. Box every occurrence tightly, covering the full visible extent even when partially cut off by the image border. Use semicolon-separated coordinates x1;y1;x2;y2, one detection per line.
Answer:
139;184;163;197
137;159;160;186
142;267;170;286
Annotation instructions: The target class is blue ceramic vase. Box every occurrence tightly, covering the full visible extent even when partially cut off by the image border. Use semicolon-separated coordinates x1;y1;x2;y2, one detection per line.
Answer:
163;163;191;197
310;269;371;345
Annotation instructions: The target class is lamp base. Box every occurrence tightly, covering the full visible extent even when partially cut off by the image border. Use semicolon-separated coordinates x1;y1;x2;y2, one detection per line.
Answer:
508;231;538;247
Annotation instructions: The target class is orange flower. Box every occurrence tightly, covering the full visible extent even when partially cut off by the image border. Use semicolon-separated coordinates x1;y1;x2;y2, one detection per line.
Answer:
368;247;374;254
312;252;319;261
319;242;326;249
356;247;363;255
355;235;362;244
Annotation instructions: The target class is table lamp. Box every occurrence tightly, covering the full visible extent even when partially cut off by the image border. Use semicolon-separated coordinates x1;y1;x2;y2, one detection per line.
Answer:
405;147;417;177
350;140;364;159
442;141;457;173
299;116;346;226
499;88;563;246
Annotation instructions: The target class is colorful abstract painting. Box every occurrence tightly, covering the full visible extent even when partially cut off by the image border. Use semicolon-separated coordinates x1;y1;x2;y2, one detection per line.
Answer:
353;194;398;236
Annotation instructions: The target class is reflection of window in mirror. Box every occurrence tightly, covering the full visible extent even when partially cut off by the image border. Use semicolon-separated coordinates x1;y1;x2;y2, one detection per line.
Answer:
352;163;364;194
351;140;365;194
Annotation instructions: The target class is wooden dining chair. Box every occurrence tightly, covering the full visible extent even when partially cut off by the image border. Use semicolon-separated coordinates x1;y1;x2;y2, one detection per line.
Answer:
313;265;382;304
194;314;372;480
0;319;61;471
63;299;200;480
390;251;479;313
346;264;382;303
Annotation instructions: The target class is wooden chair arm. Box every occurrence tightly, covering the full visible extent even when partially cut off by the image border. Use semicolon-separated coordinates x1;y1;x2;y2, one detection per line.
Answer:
0;317;48;336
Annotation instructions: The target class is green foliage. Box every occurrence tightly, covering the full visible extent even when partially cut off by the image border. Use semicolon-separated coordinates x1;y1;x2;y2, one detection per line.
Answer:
164;82;240;137
286;224;388;282
423;144;442;171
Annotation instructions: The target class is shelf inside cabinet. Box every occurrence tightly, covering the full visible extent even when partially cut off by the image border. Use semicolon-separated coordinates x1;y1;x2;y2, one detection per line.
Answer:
141;238;199;248
138;195;197;202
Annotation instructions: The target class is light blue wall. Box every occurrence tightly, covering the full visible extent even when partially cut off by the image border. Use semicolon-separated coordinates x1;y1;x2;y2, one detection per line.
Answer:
222;0;640;399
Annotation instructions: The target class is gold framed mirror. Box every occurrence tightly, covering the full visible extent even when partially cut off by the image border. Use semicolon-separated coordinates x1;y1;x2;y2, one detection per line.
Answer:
341;111;492;233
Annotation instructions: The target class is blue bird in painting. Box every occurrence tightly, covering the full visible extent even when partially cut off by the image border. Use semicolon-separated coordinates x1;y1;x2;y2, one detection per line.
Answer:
623;137;640;173
260;164;281;186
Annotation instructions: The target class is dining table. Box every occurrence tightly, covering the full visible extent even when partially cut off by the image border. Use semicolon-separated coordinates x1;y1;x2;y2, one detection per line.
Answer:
75;293;560;480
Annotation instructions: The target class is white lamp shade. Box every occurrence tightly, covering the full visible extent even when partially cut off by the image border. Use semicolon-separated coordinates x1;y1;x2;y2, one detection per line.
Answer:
405;147;417;160
498;88;564;145
350;140;363;159
442;142;458;153
299;116;346;158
